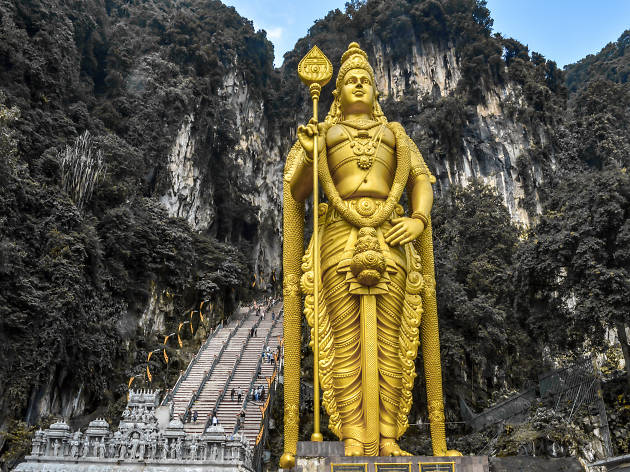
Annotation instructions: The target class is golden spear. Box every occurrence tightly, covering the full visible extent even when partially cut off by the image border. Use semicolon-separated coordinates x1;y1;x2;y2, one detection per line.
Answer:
298;46;333;443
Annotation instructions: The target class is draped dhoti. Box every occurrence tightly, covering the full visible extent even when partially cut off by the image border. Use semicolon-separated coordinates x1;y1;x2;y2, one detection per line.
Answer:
302;199;425;454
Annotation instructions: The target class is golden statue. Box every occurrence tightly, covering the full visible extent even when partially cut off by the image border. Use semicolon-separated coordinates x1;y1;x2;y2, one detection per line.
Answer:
280;43;460;466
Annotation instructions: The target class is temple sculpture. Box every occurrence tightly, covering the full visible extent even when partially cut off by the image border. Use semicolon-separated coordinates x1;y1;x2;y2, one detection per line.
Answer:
281;42;461;466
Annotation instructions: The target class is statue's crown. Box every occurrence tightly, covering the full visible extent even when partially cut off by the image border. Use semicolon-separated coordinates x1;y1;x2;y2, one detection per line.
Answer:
336;42;375;89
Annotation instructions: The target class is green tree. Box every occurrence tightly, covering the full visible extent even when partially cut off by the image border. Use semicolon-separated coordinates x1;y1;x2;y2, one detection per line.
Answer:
515;169;630;387
430;181;529;408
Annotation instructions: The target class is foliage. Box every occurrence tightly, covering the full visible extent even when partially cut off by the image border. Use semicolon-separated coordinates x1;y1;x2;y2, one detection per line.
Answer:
565;30;630;93
495;405;592;458
427;182;531;410
515;170;630;374
569;79;630;169
59;131;104;209
0;417;54;470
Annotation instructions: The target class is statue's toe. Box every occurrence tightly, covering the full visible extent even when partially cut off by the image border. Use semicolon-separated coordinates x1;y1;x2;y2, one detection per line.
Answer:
445;450;463;457
344;439;364;457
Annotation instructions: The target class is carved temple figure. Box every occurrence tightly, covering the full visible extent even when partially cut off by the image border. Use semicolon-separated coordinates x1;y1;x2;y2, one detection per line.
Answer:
119;441;128;460
70;435;79;458
175;438;183;459
81;438;90;458
98;438;106;458
162;439;169;460
190;436;198;461
281;43;461;463
149;432;158;459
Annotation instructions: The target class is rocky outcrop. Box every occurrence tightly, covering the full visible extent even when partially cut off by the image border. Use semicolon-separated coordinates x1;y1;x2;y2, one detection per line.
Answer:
368;37;542;225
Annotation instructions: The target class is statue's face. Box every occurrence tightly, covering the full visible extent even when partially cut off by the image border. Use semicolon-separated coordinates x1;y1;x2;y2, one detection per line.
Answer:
339;68;374;116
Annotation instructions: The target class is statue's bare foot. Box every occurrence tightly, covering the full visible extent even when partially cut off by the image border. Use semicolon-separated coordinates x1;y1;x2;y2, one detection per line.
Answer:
379;438;412;456
445;449;462;456
344;438;364;456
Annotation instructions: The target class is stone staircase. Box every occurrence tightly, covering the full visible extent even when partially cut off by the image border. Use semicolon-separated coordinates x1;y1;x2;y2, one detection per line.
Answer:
240;316;283;444
169;318;238;424
165;303;282;442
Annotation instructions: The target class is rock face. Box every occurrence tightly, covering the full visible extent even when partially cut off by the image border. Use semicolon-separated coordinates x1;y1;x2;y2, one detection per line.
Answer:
367;37;542;225
158;68;286;287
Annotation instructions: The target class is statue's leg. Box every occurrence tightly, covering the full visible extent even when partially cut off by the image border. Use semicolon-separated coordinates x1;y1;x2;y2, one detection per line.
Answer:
321;221;364;454
376;243;411;456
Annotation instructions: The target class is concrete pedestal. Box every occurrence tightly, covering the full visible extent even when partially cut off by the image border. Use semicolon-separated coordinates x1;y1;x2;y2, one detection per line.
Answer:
292;442;488;472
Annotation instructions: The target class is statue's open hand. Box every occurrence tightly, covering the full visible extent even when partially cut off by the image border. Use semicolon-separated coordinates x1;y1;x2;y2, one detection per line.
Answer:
297;118;325;158
385;217;425;246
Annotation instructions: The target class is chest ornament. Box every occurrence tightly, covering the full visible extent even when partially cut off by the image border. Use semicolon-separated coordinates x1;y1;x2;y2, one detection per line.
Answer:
342;124;385;170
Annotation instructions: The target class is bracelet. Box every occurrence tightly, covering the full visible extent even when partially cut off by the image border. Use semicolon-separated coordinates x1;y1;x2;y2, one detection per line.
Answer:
302;150;313;166
411;211;428;226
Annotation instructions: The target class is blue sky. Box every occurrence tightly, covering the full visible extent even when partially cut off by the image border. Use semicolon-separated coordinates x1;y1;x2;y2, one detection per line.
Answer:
222;0;630;68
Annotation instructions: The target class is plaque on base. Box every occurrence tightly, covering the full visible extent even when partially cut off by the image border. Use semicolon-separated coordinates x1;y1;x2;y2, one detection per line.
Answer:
292;442;488;472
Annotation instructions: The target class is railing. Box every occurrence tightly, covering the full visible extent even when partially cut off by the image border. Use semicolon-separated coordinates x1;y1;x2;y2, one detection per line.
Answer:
201;314;260;432
162;320;226;406
182;315;250;422
232;314;280;436
251;318;283;469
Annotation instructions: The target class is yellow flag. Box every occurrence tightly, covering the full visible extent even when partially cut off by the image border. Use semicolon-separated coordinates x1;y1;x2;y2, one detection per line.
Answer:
190;312;194;334
147;351;153;362
178;322;183;347
163;348;169;364
164;335;170;345
200;301;205;311
146;365;152;383
128;376;134;389
199;311;204;323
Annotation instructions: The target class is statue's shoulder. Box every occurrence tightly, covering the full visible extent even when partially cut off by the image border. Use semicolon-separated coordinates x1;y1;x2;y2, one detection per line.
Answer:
385;121;408;137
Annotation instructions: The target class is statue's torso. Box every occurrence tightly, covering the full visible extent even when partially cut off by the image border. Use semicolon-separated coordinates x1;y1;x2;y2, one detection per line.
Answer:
326;120;396;199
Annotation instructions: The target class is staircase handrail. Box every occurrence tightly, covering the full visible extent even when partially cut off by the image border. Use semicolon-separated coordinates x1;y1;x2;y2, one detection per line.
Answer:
251;313;283;467
183;312;251;421
232;314;281;435
201;312;259;431
162;319;226;406
252;361;280;470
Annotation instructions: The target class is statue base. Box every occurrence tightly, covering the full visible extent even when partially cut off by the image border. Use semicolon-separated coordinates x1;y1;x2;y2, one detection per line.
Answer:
290;442;488;472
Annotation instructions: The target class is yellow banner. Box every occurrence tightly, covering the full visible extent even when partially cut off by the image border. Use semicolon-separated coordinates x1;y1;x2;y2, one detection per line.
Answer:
163;348;169;364
146;365;152;383
256;426;264;445
178;322;183;347
147;351;153;362
164;335;170;345
128;376;134;389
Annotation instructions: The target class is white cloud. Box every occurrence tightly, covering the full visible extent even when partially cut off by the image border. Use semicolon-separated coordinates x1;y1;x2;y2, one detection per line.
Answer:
266;26;283;40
